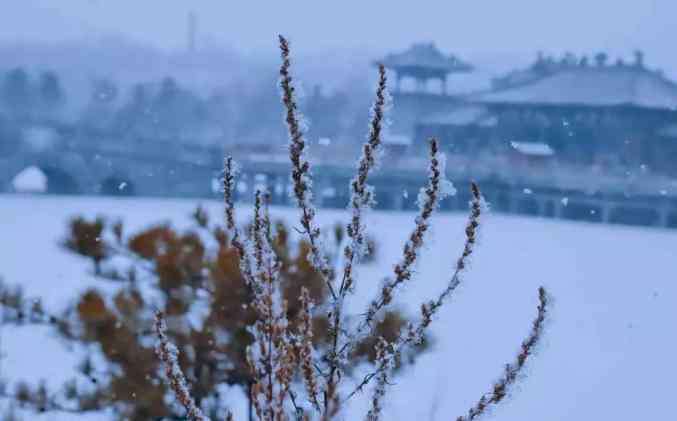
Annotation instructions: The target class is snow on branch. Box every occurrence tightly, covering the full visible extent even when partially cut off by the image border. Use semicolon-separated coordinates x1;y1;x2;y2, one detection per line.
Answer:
223;156;255;286
456;287;549;421
297;287;322;413
363;137;455;328
346;182;482;399
412;181;483;343
223;156;238;234
154;310;214;421
341;63;389;296
148;35;553;421
365;338;395;421
323;62;391;412
246;188;297;420
278;35;335;296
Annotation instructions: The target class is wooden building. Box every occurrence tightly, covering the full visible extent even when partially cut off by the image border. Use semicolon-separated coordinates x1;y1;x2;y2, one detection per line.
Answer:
375;46;677;228
414;52;677;177
376;43;474;146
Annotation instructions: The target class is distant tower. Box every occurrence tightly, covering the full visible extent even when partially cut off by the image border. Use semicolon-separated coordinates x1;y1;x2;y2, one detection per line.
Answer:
376;42;473;95
187;11;197;54
373;43;474;141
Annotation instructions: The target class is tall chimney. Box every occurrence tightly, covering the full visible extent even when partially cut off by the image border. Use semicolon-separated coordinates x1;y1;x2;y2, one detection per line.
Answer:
188;11;197;54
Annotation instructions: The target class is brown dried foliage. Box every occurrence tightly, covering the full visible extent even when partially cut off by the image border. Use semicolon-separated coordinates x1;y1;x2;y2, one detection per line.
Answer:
58;206;409;420
63;216;107;273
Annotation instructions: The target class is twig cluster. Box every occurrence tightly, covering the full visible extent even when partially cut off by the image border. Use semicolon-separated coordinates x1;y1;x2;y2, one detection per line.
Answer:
153;35;551;421
155;311;214;421
456;287;549;421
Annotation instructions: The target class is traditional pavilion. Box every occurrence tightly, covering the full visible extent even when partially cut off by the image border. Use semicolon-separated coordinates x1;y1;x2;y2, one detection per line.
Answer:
413;51;677;178
377;42;473;95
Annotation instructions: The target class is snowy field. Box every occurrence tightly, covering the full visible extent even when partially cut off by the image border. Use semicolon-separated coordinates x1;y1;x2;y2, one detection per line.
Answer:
0;193;676;420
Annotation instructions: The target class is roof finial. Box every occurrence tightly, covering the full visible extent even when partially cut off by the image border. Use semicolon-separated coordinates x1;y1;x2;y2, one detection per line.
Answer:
634;50;645;68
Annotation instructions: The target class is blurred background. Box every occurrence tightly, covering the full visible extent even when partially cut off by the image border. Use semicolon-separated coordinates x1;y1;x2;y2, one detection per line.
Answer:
2;1;677;228
1;3;676;421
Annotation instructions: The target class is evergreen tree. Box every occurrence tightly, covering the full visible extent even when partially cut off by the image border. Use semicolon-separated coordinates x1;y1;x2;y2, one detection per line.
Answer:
81;78;119;132
38;70;65;119
2;68;33;122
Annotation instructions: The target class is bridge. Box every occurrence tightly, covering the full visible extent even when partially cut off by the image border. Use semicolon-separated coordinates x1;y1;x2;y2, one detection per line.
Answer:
2;125;677;229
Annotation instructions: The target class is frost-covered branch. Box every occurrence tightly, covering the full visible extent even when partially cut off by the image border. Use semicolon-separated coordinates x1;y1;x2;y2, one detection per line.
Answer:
364;338;394;421
278;35;335;298
147;36;552;421
323;62;391;415
154;310;213;421
346;182;481;399
223;156;255;286
297;287;322;412
456;287;549;421
224;156;238;234
341;63;389;296
247;188;296;420
410;181;483;344
363;137;455;329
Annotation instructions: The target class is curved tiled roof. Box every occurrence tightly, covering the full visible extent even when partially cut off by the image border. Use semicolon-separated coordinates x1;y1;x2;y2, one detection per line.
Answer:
421;105;496;127
475;66;677;110
378;42;473;74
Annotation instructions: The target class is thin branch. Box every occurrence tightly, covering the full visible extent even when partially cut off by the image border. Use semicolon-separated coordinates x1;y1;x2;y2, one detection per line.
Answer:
360;138;453;332
278;34;336;300
341;62;388;296
223;156;238;233
325;62;390;415
456;287;549;421
411;182;482;343
251;189;268;278
364;338;393;421
297;287;322;412
223;156;255;286
345;183;482;400
154;311;212;421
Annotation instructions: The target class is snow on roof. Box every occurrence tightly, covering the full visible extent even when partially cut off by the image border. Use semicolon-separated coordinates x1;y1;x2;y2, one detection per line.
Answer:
510;141;555;157
657;124;677;138
422;105;497;127
378;42;473;73
476;67;677;110
12;166;47;193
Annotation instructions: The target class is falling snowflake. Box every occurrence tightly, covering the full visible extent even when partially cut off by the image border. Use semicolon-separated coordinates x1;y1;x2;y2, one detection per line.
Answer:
561;197;569;206
118;182;127;191
523;188;533;194
402;189;409;199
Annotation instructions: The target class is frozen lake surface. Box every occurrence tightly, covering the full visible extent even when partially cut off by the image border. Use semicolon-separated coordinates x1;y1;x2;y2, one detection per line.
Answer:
0;194;675;420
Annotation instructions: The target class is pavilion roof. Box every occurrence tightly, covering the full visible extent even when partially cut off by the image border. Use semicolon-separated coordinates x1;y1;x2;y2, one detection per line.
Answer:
377;42;473;75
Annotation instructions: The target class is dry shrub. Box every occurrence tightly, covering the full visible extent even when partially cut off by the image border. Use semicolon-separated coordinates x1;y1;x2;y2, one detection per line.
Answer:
150;36;550;421
56;206;407;420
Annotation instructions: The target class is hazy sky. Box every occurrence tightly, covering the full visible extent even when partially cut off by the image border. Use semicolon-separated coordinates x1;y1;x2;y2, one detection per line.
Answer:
2;1;676;71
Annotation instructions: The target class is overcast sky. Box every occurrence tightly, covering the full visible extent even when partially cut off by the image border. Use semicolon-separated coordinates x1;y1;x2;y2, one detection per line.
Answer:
2;1;675;71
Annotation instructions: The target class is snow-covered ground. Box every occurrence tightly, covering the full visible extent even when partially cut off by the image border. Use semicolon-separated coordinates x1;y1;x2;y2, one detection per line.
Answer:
1;193;676;420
